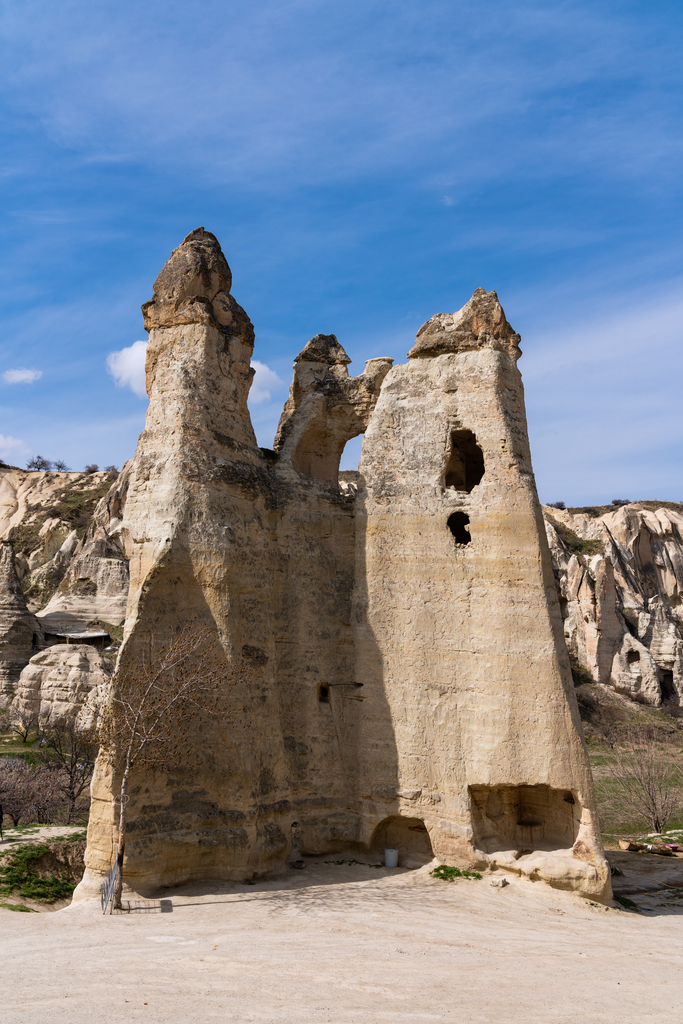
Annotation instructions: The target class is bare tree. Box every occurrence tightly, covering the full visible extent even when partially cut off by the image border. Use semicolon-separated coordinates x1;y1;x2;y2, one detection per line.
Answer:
602;726;683;834
26;455;53;471
0;759;63;826
99;626;246;909
8;706;40;745
35;723;99;823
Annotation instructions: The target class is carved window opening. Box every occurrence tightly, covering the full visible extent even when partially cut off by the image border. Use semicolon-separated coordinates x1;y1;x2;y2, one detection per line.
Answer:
447;512;471;545
627;650;640;665
661;670;675;701
319;683;330;703
444;429;484;492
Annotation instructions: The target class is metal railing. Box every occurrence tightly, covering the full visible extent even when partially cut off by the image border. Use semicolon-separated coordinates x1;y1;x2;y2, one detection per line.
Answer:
100;859;120;915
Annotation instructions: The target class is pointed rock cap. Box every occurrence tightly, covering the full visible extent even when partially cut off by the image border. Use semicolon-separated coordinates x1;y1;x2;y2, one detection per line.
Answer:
294;333;351;366
141;228;253;348
408;288;521;359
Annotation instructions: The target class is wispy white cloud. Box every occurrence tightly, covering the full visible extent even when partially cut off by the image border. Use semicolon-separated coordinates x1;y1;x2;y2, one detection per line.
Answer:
106;340;147;398
3;367;42;384
522;284;683;504
0;1;679;195
0;433;28;460
249;360;284;405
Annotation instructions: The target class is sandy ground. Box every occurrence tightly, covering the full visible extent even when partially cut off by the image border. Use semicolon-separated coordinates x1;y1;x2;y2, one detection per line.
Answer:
2;855;683;1024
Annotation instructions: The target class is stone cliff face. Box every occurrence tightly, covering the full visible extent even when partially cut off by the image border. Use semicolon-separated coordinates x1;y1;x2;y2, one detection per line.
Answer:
0;541;43;707
11;643;112;731
76;229;610;901
0;465;130;631
544;504;683;707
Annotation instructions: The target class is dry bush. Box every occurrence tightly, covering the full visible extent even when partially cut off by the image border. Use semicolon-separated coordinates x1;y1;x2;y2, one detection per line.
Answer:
0;760;64;827
600;726;683;834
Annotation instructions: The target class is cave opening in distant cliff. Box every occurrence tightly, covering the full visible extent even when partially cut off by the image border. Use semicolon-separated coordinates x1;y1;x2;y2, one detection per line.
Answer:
627;650;640;665
444;429;485;491
319;683;330;703
660;670;675;701
448;512;471;545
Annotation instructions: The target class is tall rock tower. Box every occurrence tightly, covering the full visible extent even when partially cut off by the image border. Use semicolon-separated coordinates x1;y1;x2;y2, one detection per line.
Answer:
352;291;608;892
76;232;609;901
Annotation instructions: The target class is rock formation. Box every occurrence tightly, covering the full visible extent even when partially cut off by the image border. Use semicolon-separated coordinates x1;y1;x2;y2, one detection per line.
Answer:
11;643;112;732
545;504;683;706
75;228;610;902
0;541;43;707
36;465;131;632
0;464;130;630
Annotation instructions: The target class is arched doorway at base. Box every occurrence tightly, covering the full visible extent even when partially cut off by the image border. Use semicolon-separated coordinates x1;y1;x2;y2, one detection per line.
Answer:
369;816;434;868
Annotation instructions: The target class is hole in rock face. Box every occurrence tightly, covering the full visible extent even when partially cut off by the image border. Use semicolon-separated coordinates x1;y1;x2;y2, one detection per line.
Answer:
447;512;471;545
319;684;330;703
444;430;485;492
661;670;675;701
627;650;640;665
370;816;434;867
470;784;580;856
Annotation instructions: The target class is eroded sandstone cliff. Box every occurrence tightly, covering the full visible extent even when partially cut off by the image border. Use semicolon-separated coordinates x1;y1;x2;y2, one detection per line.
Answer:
544;503;683;706
75;228;610;901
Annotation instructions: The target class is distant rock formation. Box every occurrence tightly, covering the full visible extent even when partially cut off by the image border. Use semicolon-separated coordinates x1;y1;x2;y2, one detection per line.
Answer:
0;463;130;634
75;231;610;902
11;643;112;731
0;541;43;707
37;465;131;632
545;504;683;707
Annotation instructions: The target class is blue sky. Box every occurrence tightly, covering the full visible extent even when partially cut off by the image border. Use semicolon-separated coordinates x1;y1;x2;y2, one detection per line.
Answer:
0;0;681;504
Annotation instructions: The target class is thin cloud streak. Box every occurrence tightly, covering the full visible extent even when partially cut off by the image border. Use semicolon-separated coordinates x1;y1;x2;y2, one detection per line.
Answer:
2;368;42;384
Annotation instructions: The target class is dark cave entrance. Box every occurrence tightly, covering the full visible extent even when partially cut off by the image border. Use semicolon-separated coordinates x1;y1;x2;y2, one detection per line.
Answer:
660;670;676;702
448;512;471;545
444;429;485;492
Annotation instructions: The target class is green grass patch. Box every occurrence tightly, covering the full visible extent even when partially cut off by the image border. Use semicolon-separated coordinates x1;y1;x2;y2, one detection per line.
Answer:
0;901;37;912
0;844;76;903
544;514;603;558
430;864;481;881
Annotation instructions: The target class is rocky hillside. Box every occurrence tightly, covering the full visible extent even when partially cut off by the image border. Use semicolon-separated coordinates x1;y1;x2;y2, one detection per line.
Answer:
543;501;683;707
0;464;130;632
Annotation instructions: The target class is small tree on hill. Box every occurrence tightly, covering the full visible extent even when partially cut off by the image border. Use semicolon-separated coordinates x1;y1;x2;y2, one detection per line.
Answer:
99;625;247;909
26;455;53;471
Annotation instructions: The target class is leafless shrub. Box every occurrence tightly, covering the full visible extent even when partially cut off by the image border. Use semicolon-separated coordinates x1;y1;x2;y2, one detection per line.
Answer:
8;705;40;744
0;760;63;827
601;726;683;834
99;625;248;908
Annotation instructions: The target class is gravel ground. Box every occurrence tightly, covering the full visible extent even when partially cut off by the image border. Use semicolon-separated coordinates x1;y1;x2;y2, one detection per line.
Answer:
1;856;682;1022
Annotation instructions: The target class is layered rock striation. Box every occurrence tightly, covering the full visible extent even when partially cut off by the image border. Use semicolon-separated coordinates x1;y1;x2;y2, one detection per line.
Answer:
75;229;609;901
11;643;112;731
545;504;683;706
0;541;43;707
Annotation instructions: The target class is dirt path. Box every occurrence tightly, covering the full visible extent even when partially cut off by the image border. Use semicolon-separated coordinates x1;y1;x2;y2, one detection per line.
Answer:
1;859;682;1023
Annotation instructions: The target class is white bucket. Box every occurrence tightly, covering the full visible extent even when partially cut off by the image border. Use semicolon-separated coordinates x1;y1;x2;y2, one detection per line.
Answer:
384;848;399;868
